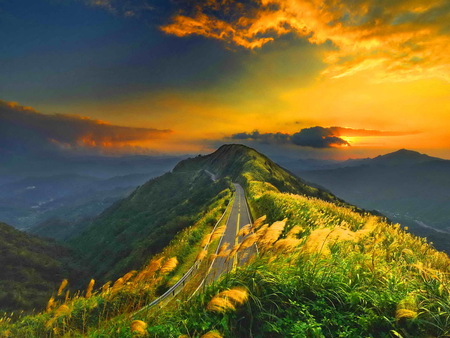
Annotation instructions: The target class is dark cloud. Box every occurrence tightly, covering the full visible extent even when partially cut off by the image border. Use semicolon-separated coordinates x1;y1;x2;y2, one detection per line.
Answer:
0;100;171;156
230;130;290;144
291;127;350;148
230;126;418;149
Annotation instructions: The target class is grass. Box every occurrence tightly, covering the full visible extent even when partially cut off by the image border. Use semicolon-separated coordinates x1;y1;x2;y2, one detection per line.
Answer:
1;145;449;338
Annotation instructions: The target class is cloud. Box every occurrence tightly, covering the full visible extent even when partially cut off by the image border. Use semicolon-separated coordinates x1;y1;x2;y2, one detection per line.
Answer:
230;130;291;144
160;0;450;82
85;0;153;17
229;126;418;148
0;100;171;156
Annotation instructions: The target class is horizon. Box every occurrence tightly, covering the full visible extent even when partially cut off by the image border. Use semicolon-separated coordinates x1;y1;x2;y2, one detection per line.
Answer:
1;0;450;161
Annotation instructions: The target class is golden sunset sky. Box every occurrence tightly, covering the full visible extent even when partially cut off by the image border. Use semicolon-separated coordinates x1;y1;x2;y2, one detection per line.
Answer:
1;0;449;159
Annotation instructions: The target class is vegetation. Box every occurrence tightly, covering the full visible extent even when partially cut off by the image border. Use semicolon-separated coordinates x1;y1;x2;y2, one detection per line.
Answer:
0;222;83;313
1;144;449;337
71;170;232;282
0;186;232;337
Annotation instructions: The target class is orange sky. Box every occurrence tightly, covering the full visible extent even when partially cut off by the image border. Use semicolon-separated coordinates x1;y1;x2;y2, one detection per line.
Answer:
2;0;450;159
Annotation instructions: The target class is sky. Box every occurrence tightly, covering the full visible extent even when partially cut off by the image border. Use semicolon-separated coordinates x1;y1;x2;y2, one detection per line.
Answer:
1;0;449;160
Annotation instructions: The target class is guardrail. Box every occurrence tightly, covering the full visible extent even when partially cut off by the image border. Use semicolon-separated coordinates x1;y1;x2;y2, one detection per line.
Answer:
133;189;233;315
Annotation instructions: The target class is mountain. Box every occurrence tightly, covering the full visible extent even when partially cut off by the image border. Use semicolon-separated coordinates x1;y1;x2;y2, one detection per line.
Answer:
71;169;232;282
289;149;450;250
174;144;350;205
0;172;163;238
69;144;353;283
0;154;183;185
3;144;449;338
370;148;441;166
0;222;84;312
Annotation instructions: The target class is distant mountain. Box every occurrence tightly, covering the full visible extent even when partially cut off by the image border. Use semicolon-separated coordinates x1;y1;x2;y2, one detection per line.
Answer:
370;148;441;166
0;172;163;233
0;222;83;312
0;154;183;185
288;149;450;251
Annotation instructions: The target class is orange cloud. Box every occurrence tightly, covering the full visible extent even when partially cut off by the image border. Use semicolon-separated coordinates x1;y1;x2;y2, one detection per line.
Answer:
0;100;172;155
161;0;450;82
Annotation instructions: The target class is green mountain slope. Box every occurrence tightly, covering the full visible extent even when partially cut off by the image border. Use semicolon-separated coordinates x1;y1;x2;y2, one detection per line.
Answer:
71;170;232;282
0;222;82;312
2;144;449;338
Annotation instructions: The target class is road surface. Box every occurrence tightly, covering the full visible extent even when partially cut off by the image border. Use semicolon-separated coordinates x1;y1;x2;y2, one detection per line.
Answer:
205;183;252;284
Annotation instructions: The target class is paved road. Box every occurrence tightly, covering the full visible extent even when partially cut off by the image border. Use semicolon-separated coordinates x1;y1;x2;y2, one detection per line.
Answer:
134;179;254;315
205;183;252;284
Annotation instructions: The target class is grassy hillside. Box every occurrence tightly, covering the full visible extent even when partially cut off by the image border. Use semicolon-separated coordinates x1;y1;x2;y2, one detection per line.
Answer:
71;170;232;282
175;144;350;205
0;222;83;313
1;145;449;337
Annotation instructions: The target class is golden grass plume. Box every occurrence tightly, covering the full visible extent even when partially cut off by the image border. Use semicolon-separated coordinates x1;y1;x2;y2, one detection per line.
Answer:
57;279;68;296
252;215;267;231
238;233;257;252
46;296;55;313
85;279;95;298
201;233;212;247
206;287;248;313
211;225;226;241
201;330;223;338
237;224;252;237
135;257;164;282
122;271;136;283
206;297;236;313
196;249;208;262
160;257;178;275
131;320;148;336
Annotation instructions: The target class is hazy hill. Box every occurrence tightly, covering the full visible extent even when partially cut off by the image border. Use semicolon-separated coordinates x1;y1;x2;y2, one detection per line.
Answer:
292;149;450;249
0;154;183;185
0;172;162;238
0;222;83;312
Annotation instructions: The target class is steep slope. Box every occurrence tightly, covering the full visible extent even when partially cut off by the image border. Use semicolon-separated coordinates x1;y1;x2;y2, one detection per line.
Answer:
71;170;232;282
0;222;83;312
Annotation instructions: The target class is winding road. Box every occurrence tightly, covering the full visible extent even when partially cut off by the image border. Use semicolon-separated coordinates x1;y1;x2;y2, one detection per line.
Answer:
134;173;253;315
205;183;253;284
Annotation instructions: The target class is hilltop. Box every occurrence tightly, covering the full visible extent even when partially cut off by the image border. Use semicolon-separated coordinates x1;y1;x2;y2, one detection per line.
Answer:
175;144;349;205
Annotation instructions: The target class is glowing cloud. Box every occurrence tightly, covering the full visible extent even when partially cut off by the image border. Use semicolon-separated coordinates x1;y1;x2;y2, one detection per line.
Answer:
0;100;172;155
230;126;419;148
161;0;450;82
